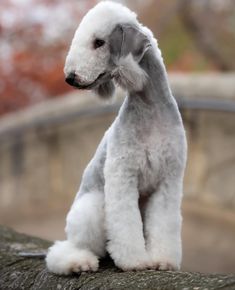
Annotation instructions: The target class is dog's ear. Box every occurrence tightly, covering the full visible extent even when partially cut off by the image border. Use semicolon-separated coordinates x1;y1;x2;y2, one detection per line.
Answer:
110;24;150;63
93;79;115;99
109;24;149;91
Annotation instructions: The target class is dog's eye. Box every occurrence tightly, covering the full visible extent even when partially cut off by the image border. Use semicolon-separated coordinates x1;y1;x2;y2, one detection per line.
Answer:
94;39;105;49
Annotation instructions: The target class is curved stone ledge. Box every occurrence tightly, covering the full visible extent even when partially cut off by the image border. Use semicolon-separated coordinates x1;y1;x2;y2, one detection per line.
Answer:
0;73;235;223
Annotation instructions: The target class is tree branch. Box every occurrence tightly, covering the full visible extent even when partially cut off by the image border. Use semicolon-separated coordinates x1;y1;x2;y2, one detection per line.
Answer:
0;225;234;290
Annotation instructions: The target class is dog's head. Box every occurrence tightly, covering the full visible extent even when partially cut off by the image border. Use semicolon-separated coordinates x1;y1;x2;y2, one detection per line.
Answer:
64;1;153;98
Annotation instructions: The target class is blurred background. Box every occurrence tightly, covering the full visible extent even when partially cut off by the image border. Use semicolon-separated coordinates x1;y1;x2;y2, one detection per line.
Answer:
0;0;235;274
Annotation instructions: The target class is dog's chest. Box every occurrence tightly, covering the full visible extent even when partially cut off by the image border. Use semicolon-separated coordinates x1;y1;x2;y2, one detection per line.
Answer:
137;127;174;196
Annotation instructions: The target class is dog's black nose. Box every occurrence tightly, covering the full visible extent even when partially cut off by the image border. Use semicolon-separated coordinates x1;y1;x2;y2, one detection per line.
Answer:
65;72;76;86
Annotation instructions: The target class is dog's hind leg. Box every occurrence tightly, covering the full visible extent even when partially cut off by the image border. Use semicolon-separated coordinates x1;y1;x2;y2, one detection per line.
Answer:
46;191;105;274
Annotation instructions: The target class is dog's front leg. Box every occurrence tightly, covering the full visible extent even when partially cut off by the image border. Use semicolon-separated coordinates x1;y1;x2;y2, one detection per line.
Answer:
144;177;183;271
104;158;151;271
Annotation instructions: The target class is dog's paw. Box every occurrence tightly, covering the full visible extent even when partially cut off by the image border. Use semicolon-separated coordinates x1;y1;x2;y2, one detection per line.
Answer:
151;260;179;271
149;255;180;271
147;247;181;271
119;260;153;271
113;254;153;271
66;252;99;273
46;240;99;275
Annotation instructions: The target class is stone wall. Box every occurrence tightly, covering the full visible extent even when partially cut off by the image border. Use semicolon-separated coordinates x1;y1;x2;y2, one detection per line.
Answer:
0;73;235;224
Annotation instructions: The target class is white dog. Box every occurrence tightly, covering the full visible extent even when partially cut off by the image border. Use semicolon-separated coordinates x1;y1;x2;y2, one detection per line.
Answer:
46;1;187;274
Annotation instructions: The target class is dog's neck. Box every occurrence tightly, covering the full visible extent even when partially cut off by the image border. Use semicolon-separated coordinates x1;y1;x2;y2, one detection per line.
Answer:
137;48;173;106
119;47;181;124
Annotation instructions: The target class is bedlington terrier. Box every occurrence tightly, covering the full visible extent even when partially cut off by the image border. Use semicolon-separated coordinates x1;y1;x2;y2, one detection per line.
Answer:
46;1;187;274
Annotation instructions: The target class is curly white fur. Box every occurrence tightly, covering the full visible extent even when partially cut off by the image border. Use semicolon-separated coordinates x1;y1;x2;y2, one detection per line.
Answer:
46;1;187;275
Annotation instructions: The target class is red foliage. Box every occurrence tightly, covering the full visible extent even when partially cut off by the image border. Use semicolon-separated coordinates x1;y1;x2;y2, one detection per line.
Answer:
0;0;96;116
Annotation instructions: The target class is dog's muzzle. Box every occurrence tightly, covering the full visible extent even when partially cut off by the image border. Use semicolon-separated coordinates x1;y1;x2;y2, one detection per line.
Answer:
65;72;111;89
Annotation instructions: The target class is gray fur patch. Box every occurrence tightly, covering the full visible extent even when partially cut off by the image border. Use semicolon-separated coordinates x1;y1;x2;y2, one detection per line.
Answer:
94;80;115;99
108;23;150;92
109;24;150;63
